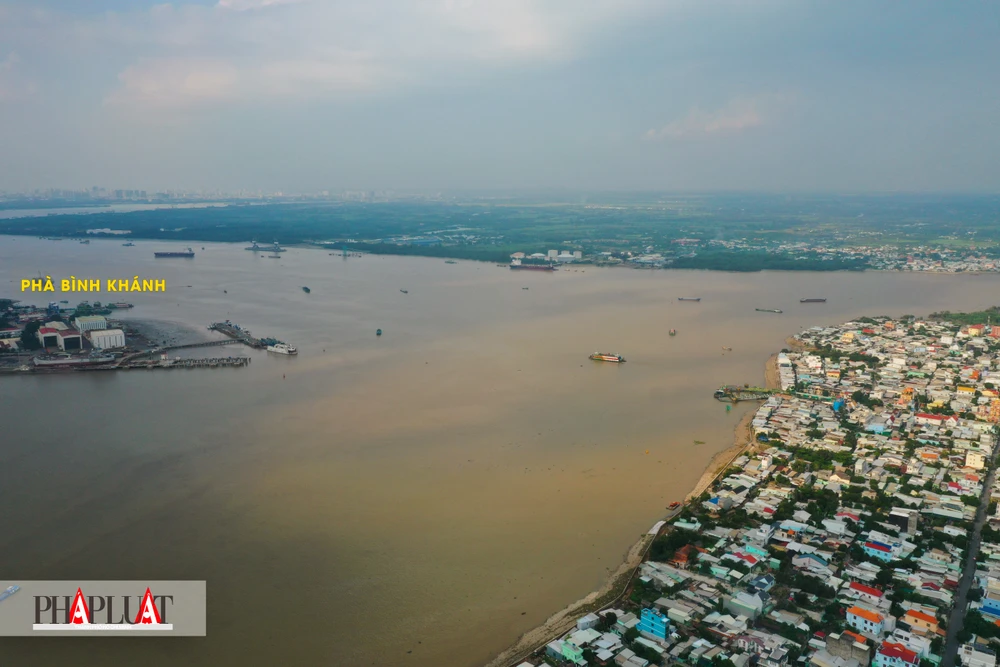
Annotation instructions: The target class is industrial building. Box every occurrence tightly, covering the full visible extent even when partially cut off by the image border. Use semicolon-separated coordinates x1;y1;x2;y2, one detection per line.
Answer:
74;315;108;332
37;326;60;348
56;329;82;351
88;328;126;350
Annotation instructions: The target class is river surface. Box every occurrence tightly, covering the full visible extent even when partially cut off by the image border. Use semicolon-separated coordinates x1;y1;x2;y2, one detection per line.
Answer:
2;235;999;666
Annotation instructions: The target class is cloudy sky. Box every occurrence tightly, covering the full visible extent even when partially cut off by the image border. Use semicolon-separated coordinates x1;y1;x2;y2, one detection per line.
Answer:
1;0;998;193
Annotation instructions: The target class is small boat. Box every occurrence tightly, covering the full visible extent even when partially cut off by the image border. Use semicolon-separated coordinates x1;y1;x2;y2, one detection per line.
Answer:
668;502;681;510
756;308;783;314
522;287;529;290
589;352;625;363
722;346;732;351
122;242;135;247
799;298;827;303
80;239;90;244
445;260;457;264
302;286;311;294
400;289;408;294
376;329;382;336
678;297;701;302
669;329;677;336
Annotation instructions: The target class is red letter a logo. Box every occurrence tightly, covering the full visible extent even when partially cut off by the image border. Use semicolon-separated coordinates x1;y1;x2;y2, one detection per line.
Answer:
69;588;90;624
134;588;163;625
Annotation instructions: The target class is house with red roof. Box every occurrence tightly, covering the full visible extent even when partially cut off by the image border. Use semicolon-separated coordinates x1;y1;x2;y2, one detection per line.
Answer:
847;582;885;606
873;642;919;667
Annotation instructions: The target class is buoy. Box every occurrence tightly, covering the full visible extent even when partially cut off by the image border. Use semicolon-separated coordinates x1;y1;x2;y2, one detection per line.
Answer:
645;449;649;455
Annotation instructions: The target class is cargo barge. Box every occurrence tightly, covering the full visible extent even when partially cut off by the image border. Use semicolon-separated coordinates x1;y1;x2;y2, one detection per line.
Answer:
800;298;827;303
510;261;556;271
678;297;701;302
755;308;783;314
154;247;195;258
33;353;116;367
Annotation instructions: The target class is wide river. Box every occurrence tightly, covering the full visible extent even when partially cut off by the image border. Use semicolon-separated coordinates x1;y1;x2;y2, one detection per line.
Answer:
2;235;999;665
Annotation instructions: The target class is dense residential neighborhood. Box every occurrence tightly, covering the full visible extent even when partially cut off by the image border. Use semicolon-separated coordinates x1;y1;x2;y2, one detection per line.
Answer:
517;314;1000;667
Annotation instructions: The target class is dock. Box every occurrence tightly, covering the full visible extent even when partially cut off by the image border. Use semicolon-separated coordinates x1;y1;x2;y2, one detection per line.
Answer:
121;356;251;370
208;321;287;350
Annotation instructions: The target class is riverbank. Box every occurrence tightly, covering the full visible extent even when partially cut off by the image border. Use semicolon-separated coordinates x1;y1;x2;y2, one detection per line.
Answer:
487;367;765;667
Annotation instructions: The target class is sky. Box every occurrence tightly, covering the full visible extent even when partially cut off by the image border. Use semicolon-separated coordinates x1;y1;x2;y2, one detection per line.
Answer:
1;0;999;193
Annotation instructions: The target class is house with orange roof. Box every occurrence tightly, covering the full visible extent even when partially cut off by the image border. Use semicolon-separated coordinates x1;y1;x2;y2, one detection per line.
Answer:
900;609;938;635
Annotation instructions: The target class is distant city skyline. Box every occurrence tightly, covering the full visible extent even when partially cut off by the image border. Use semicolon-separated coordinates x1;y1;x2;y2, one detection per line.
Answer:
1;1;999;193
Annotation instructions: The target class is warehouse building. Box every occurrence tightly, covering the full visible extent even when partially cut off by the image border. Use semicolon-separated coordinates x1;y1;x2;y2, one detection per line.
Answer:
74;315;108;332
56;329;82;351
89;328;126;350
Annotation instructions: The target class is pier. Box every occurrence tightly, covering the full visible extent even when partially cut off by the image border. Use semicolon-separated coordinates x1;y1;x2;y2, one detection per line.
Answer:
208;321;285;350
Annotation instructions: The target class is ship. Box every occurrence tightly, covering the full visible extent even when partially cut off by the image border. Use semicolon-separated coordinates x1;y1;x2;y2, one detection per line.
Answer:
678;297;701;302
0;585;20;602
246;240;286;253
589;352;625;363
799;298;827;303
267;342;297;355
755;308;783;313
509;259;556;271
154;247;195;258
669;329;677;336
302;286;311;294
33;353;115;367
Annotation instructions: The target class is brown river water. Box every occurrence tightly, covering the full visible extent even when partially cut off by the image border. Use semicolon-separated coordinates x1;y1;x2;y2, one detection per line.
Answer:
1;235;999;666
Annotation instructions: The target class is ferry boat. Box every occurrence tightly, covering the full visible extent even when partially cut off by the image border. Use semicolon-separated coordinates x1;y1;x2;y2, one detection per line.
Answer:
677;297;701;302
267;342;297;355
589;352;625;363
755;308;783;314
799;298;827;303
0;585;19;602
154;247;195;258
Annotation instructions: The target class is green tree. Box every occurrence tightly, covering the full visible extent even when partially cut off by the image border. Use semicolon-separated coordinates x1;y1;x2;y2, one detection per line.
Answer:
19;321;41;350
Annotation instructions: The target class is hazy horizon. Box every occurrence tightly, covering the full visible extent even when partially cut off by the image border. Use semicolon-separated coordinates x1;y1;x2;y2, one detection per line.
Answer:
2;1;999;193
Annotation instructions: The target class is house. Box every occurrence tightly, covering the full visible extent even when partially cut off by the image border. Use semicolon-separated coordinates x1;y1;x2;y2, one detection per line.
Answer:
576;613;600;631
862;541;896;563
900;609;938;636
847;606;885;637
546;639;586;666
636;608;669;641
847;582;885;606
727;591;770;620
873;642;919;667
958;645;997;667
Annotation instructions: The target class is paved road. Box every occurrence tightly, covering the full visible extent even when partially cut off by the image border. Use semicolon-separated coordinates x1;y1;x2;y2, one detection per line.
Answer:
941;438;1000;667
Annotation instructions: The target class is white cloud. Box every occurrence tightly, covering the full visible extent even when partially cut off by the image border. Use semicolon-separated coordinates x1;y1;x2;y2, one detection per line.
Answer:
645;95;792;141
105;58;240;109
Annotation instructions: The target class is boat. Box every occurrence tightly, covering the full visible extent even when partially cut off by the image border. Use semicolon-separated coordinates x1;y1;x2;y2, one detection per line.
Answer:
756;308;783;313
669;329;677;336
0;585;20;602
589;352;625;363
302;286;311;294
677;297;701;302
33;353;115;367
722;346;732;351
400;289;408;294
522;287;529;290
510;259;556;271
122;242;135;247
668;502;681;510
266;342;297;355
376;329;382;336
154;247;195;258
800;298;827;303
80;239;90;244
445;260;457;264
59;300;69;304
109;302;134;309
